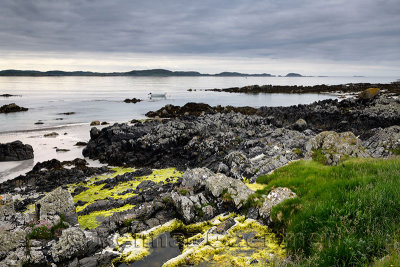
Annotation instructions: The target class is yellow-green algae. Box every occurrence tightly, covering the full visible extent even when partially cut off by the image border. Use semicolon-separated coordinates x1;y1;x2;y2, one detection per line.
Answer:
245;181;266;192
68;167;182;229
78;204;135;229
114;213;286;267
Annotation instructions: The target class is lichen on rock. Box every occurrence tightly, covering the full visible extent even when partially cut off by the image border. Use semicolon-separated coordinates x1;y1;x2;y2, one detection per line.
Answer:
305;131;369;165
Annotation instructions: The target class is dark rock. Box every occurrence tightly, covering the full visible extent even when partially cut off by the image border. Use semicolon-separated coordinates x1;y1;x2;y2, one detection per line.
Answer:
117;188;134;196
75;200;88;207
0;141;34;161
97;251;119;266
34;121;44;125
136;180;156;190
90;127;100;139
246;207;259;220
72;185;89;196
101;121;109;125
124;98;142;103
74;141;88;146
145;102;257;118
57;112;75;115
293;118;307;131
0;94;18;97
93;169;153;189
44;132;59;137
77;198;126;216
55;148;70;152
0;103;28;113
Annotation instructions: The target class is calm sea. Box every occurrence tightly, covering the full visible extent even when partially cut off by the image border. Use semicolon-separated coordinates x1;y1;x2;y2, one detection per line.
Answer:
0;76;397;133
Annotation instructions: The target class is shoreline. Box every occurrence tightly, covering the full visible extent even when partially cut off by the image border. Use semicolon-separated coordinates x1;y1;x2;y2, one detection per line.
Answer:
205;82;400;95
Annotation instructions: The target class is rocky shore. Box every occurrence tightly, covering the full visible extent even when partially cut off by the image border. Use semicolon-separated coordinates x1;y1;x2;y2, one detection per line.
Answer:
1;88;400;266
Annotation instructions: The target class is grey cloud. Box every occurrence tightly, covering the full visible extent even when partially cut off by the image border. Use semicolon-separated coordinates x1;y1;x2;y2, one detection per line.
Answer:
0;0;399;64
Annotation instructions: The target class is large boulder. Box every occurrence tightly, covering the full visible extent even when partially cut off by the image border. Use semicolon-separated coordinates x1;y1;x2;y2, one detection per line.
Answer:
37;187;76;224
204;173;253;208
259;187;297;223
293;118;307;131
305;131;369;165
0;141;34;161
50;227;87;263
359;88;380;100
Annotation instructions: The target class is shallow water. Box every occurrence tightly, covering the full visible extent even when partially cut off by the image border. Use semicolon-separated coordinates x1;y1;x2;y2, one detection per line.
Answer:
118;232;182;267
1;76;396;132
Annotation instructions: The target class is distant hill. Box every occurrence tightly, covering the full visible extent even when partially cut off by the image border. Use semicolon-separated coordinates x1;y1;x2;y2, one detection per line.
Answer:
214;72;274;77
285;73;303;77
0;69;275;77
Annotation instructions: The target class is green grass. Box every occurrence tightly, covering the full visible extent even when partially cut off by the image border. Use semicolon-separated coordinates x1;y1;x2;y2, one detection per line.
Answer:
256;158;400;266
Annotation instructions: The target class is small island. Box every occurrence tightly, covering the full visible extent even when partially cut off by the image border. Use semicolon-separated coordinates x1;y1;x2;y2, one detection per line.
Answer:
285;72;303;77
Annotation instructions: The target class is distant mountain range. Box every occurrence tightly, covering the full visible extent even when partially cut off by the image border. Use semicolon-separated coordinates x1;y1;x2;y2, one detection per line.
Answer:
0;69;303;77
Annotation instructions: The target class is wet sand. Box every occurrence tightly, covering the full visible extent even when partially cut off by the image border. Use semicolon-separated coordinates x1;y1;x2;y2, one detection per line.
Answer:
0;123;106;182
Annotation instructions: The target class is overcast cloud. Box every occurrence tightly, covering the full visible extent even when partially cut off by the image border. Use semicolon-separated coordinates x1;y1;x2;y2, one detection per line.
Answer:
0;0;399;75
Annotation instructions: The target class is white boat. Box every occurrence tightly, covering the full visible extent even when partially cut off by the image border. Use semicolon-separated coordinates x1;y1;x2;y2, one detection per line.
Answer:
148;93;167;99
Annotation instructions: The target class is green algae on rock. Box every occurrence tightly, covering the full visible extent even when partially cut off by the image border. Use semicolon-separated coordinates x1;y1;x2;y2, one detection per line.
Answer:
68;167;182;229
113;213;286;266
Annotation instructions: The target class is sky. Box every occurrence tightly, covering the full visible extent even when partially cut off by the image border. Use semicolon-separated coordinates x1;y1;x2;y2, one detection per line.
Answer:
0;0;399;76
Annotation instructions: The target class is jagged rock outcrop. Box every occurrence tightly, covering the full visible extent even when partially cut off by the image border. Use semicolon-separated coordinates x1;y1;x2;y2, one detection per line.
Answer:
83;113;309;180
0;141;34;161
145;102;257;118
364;125;400;157
171;169;254;223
